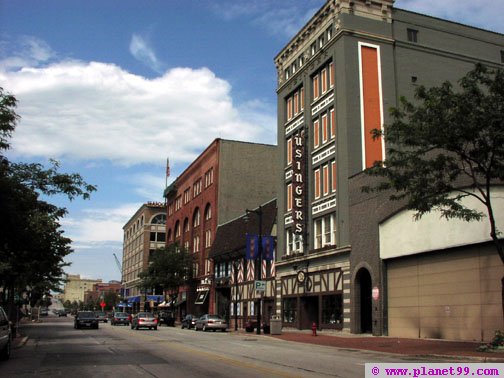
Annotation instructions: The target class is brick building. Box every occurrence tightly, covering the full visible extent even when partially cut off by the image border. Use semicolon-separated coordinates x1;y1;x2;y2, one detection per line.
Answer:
164;139;277;320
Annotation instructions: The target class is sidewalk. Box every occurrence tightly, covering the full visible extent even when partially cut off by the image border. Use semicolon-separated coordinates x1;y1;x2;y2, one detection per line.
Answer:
263;329;504;362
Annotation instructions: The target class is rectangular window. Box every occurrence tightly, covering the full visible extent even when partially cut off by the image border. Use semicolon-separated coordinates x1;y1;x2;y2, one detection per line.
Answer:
327;26;333;40
329;62;334;88
311;42;316;56
321;68;327;94
300;88;304;111
331;161;337;192
322;295;343;326
407;28;418;43
313;75;319;100
205;230;212;248
314;169;321;199
287;97;293;121
183;188;191;204
313;119;320;149
323;216;331;245
314;218;322;248
283;297;297;323
322;114;328;144
323;164;329;196
330;108;336;139
286;138;292;165
293;92;299;115
286;183;292;211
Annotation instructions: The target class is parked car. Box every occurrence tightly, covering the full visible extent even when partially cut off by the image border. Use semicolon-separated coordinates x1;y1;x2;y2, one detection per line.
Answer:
94;311;108;323
57;309;67;317
130;312;158;330
0;305;11;360
74;311;99;329
194;314;227;332
181;314;197;329
111;312;130;326
158;311;175;327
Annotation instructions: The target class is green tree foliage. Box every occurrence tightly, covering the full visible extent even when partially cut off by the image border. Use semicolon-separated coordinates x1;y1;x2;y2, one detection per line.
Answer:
364;64;504;263
0;87;96;315
139;245;193;296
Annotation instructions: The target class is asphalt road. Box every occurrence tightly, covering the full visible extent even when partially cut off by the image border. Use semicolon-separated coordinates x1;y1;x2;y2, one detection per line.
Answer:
1;315;432;377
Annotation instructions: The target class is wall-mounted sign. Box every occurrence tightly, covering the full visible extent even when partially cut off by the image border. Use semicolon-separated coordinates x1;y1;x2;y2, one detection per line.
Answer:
292;130;305;235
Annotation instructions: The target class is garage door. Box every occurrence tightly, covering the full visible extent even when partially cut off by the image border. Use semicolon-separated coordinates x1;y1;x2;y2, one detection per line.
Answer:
387;244;502;341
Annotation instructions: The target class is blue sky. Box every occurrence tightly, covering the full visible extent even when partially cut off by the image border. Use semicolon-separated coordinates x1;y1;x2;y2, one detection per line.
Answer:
1;0;503;284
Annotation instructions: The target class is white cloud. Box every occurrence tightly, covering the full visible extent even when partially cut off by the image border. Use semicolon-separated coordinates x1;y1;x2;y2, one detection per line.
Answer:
129;33;164;73
61;203;142;245
1;56;274;166
0;36;56;70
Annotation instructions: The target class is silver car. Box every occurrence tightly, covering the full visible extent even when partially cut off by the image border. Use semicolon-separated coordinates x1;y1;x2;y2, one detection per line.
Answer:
194;314;227;332
130;312;158;330
0;306;11;360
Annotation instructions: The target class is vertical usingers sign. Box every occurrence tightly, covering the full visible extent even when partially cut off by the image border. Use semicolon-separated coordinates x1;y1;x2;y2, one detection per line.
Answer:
292;130;305;235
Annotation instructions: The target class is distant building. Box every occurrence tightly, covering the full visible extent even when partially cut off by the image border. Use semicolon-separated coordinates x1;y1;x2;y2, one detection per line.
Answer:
83;281;122;305
122;202;167;311
63;274;102;303
164;139;278;320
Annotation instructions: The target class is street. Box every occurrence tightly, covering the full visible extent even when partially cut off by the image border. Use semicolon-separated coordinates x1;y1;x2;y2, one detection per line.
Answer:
2;315;447;377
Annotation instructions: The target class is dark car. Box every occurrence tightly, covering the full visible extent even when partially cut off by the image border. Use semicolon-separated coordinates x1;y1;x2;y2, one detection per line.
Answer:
131;312;158;330
158;311;175;327
0;305;11;360
74;311;99;329
57;309;67;317
194;314;227;332
94;311;108;323
111;312;130;326
181;314;197;329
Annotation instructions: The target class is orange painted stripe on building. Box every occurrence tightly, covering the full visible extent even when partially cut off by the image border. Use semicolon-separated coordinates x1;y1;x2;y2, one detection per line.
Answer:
361;46;383;168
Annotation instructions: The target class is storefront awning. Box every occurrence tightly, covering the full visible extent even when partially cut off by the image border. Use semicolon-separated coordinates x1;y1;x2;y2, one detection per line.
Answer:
127;296;141;303
194;290;209;305
146;295;164;302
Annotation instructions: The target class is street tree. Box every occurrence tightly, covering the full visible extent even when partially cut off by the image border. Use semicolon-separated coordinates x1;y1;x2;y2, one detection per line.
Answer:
139;245;194;302
0;87;96;318
364;64;504;262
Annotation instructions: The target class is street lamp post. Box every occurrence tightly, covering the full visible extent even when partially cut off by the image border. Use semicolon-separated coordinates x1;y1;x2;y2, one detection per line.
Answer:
245;206;263;335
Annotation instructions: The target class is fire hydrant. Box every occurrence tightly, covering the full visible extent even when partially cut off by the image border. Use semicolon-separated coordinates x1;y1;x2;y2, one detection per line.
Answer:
312;322;317;336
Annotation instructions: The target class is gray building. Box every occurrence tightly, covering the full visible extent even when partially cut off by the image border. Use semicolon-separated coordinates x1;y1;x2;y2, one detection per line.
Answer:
275;0;503;340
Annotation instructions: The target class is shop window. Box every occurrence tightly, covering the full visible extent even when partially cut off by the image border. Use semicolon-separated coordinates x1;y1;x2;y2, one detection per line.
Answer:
282;297;297;323
322;294;343;326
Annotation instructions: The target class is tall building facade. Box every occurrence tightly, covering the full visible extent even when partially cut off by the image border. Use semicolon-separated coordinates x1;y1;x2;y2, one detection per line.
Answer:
122;202;167;310
275;0;504;340
164;139;277;319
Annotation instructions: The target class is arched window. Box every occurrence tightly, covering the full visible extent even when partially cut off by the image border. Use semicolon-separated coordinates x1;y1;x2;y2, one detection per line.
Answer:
175;221;181;238
204;204;212;221
193;208;201;228
151;213;166;225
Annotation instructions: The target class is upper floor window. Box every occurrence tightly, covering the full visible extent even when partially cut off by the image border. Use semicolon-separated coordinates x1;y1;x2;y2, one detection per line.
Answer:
204;168;214;187
407;28;418;43
175;196;182;211
183;218;189;233
193;208;201;228
286;87;303;122
151;213;166;225
183;188;191;204
193;178;202;197
204;204;212;221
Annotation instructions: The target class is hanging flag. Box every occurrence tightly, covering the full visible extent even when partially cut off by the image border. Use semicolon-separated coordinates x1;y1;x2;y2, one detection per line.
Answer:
262;235;275;261
166;157;170;178
230;263;235;285
270;260;276;277
262;260;267;279
238;260;244;283
245;234;259;260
